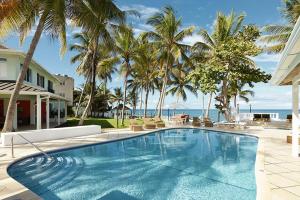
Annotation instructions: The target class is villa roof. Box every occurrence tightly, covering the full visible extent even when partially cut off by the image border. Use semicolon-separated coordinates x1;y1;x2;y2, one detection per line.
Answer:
271;17;300;85
0;81;47;92
0;80;67;100
0;47;61;83
112;104;131;110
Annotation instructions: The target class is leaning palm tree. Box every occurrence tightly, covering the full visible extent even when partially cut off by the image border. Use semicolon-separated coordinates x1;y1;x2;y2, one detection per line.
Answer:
0;0;125;132
146;6;194;117
113;26;138;125
260;0;300;53
73;1;126;125
0;1;69;132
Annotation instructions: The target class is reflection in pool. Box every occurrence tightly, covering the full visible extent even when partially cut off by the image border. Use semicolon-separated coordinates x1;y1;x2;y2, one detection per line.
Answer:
8;128;258;200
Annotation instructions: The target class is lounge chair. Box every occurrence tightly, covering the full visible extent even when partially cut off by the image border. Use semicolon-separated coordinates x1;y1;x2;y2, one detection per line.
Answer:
203;117;213;127
129;119;138;130
287;114;292;123
143;118;157;129
131;125;143;132
153;117;166;128
287;135;300;144
192;117;201;127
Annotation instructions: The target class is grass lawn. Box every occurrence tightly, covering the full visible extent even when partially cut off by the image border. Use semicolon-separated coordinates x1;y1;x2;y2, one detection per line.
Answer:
61;118;143;129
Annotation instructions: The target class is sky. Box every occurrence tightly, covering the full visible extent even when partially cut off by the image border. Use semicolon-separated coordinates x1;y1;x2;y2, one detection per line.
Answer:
1;0;294;110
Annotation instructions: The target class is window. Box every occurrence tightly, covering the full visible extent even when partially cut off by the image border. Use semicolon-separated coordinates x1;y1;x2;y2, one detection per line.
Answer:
48;80;54;93
20;64;32;82
37;73;45;88
0;58;7;78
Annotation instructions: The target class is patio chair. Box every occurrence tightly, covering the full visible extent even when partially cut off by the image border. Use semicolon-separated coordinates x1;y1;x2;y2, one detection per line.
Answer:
143;118;157;129
287;114;292;123
203;117;213;127
192;117;201;127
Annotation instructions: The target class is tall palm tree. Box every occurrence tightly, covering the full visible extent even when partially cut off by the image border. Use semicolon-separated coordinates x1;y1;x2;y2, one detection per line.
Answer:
0;0;125;132
146;6;194;117
70;32;118;118
260;0;300;53
113;26;138;125
73;1;126;125
132;36;159;117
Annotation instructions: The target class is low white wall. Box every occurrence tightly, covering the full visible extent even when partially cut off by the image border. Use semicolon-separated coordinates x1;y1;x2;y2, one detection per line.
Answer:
1;125;101;146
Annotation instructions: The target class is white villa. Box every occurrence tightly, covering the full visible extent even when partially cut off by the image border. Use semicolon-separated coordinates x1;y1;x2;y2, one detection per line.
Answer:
0;45;74;131
272;17;300;157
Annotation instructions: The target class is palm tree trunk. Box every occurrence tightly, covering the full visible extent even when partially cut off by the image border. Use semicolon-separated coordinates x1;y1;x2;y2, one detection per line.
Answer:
158;52;170;118
2;12;47;132
144;86;149;118
205;93;213;118
155;86;163;116
121;75;128;125
139;87;143;118
75;78;88;118
79;38;98;125
222;78;231;122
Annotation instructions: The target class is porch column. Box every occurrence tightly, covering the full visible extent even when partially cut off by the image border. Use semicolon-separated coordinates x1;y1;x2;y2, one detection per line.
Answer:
13;103;17;130
64;101;67;122
292;79;299;157
46;97;50;129
58;100;61;125
36;94;41;130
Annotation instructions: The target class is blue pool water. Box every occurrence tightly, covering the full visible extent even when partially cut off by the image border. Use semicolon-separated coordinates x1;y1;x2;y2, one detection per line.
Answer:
8;129;258;200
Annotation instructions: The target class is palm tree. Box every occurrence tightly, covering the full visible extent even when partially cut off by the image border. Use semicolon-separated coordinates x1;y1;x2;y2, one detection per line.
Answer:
70;32;119;119
73;0;126;125
127;88;139;116
113;26;138;125
132;36;159;117
109;87;123;127
0;0;125;132
167;65;197;107
146;6;194;117
192;11;249;121
260;0;300;53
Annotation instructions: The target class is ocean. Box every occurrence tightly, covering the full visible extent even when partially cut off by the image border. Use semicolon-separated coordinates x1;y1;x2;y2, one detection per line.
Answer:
134;109;292;122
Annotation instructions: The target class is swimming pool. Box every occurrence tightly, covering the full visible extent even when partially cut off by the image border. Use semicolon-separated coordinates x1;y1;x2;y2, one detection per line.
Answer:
8;128;258;200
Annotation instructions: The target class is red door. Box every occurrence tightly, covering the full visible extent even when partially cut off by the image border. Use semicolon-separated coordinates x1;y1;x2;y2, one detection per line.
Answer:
17;100;30;125
0;99;3;117
42;101;46;123
0;99;4;125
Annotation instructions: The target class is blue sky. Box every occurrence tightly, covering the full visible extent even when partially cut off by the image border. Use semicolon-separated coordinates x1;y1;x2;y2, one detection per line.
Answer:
1;0;293;110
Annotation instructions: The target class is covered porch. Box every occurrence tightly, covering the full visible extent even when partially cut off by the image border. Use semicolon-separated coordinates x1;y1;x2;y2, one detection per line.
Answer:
0;81;68;131
271;17;300;157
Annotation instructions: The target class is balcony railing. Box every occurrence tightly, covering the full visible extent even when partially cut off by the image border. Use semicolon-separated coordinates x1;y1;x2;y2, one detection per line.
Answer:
48;88;55;93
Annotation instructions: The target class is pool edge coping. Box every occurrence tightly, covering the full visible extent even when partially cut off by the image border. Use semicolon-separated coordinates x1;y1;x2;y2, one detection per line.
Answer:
1;127;269;200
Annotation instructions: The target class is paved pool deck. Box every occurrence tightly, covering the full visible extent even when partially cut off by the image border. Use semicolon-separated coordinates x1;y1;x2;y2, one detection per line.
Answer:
0;126;299;200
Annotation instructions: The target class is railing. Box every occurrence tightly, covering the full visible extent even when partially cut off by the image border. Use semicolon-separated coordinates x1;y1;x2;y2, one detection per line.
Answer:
11;134;51;160
239;113;280;121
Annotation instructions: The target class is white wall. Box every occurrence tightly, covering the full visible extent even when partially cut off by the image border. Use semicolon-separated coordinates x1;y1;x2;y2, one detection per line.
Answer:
1;125;101;146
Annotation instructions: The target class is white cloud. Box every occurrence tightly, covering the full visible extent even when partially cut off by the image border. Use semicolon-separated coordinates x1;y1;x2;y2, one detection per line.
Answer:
182;33;203;46
120;4;159;20
251;53;281;63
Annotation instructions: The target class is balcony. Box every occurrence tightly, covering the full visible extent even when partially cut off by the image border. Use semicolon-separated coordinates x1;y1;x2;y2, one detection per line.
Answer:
48;88;55;93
